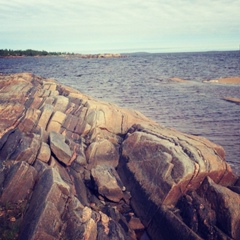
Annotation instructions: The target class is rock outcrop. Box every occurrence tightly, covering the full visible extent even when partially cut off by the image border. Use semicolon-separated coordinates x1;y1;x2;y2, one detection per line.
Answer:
203;77;240;84
0;73;239;240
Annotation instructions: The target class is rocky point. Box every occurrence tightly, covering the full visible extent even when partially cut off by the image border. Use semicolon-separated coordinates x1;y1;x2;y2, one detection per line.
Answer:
0;73;239;240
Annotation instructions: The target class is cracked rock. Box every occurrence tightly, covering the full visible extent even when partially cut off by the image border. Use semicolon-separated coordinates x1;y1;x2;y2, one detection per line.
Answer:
91;165;124;202
49;131;72;165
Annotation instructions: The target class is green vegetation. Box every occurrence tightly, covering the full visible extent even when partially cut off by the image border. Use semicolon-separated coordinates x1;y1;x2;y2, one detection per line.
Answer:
0;49;73;57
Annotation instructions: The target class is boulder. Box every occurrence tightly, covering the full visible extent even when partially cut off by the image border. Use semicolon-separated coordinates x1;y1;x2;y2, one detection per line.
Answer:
47;111;66;133
37;104;54;130
0;102;25;138
198;177;240;239
86;139;120;167
63;196;98;240
117;123;237;239
18;168;70;240
37;142;51;163
91;165;124;202
0;161;37;203
119;124;235;205
0;129;41;164
53;95;69;112
177;191;232;240
18;108;41;133
49;131;72;165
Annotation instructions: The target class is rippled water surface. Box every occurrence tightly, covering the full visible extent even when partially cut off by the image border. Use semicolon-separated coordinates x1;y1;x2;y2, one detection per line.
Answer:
1;51;240;173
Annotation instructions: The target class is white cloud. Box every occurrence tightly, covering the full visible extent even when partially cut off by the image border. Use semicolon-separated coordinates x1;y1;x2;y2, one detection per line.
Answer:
0;0;239;52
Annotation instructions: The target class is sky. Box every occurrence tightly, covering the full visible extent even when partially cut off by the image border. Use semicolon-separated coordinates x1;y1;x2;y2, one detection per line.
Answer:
0;0;240;53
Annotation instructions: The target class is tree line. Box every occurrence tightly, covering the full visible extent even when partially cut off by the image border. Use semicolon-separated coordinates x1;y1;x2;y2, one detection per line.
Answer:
0;49;73;57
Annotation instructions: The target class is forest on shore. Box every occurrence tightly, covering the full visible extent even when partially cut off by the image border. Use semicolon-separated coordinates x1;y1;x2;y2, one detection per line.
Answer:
0;49;72;57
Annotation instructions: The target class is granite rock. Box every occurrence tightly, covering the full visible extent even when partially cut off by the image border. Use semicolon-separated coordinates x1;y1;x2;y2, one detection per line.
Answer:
0;73;238;240
91;165;124;202
49;131;72;165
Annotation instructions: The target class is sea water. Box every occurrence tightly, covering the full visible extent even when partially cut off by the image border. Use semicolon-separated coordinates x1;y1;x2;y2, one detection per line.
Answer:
0;51;240;173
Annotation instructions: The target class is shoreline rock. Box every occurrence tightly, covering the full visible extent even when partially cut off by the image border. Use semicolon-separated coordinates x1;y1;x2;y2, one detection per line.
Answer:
203;77;240;84
0;73;239;240
222;97;240;104
169;77;190;83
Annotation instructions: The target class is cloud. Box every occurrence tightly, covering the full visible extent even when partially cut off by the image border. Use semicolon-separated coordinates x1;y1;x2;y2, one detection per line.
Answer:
0;0;239;52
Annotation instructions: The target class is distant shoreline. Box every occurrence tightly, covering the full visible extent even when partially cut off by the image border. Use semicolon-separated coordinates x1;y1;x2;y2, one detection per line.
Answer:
0;49;127;59
0;54;127;59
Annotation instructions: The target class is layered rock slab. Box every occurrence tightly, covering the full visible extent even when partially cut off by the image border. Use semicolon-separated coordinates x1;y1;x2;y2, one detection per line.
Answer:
119;123;234;205
0;73;239;240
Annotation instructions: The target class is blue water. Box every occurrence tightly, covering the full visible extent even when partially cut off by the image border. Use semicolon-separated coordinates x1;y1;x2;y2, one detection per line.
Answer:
0;51;240;173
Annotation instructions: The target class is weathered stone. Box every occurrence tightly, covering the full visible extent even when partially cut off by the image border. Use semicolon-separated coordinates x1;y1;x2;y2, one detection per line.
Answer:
0;129;22;161
49;157;75;194
47;111;66;133
68;92;90;100
49;131;72;165
37;142;51;163
13;134;41;165
34;160;49;176
73;104;87;118
97;218;129;240
18;168;70;240
198;177;240;239
69;169;89;206
177;191;233;240
83;218;97;240
29;96;44;109
84;100;155;135
147;205;203;240
128;216;144;231
74;118;91;136
58;84;84;96
0;161;37;203
75;154;87;167
0;73;37;99
118;123;237;240
0;102;25;138
33;89;47;98
37;104;54;130
86;139;120;167
62;114;79;132
0;129;41;164
91;165;124;202
18;107;41;133
63;196;97;240
80;206;92;223
64;196;85;238
119;123;235;206
43;82;57;91
54;95;69;112
43;96;55;105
